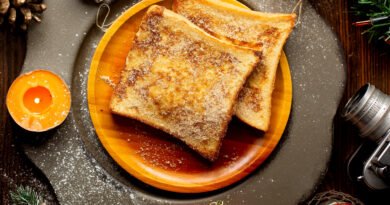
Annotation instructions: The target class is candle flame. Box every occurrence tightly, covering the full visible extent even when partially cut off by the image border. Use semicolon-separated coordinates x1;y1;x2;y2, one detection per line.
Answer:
34;98;40;104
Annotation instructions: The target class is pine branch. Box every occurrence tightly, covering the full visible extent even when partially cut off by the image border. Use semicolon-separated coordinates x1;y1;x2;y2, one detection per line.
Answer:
352;0;390;43
10;186;45;205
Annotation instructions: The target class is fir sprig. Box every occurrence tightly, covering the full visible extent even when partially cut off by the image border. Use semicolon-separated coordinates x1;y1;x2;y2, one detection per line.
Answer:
352;0;390;43
10;186;45;205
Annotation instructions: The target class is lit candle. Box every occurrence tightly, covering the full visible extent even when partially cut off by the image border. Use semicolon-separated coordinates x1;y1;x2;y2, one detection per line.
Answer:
23;86;53;114
6;70;71;132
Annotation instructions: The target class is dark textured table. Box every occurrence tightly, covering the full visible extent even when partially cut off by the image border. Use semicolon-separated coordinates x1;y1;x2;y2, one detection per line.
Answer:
1;0;390;204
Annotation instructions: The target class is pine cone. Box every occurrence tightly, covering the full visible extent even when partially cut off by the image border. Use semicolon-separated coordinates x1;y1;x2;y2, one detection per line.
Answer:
93;0;116;4
0;0;47;30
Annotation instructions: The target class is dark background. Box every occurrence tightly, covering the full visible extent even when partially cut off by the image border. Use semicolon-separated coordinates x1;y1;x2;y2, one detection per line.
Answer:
1;0;390;204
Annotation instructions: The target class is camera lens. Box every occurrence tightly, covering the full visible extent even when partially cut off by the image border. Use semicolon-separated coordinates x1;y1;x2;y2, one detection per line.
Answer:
342;84;390;142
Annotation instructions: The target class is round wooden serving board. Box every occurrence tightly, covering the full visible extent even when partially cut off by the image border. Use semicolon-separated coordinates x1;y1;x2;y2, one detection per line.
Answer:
88;0;292;193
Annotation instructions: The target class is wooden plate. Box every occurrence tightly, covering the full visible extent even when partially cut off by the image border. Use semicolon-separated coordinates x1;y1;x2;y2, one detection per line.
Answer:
88;0;292;193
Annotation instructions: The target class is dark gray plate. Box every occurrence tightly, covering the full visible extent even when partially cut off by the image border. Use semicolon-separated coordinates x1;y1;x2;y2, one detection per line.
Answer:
20;0;345;204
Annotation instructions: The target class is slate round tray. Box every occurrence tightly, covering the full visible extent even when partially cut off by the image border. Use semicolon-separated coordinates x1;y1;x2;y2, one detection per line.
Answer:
20;0;346;204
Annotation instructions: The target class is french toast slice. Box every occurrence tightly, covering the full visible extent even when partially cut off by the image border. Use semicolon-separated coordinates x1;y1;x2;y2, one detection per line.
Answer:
110;5;260;161
173;0;296;131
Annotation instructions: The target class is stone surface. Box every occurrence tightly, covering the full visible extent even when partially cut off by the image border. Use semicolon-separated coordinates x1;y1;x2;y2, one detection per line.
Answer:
21;0;345;204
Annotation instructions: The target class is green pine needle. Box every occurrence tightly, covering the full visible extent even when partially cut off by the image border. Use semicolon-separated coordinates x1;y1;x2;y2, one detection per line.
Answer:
352;0;390;42
10;186;44;205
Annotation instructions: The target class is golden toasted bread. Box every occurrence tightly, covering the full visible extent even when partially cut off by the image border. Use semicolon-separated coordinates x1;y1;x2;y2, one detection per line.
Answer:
173;0;296;131
110;5;260;161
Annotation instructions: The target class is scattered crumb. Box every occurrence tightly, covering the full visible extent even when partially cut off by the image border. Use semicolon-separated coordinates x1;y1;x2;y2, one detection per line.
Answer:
100;75;116;88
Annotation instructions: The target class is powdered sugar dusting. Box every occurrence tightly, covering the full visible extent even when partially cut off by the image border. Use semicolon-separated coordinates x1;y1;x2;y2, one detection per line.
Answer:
23;115;160;204
100;75;116;88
